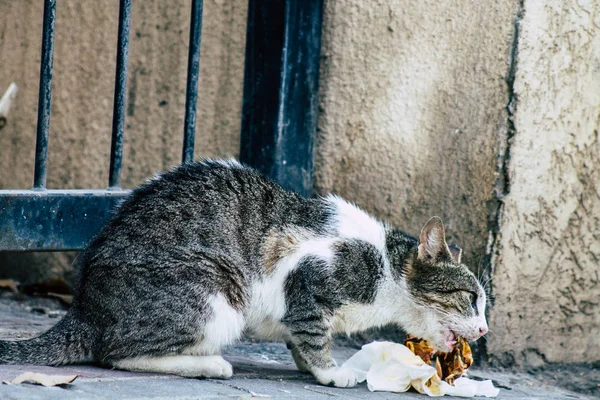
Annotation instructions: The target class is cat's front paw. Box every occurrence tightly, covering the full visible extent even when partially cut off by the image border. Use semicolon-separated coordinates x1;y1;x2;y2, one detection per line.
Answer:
312;367;359;388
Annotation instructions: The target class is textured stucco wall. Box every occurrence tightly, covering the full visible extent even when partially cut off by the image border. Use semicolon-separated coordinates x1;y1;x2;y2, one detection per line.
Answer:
0;0;247;280
488;0;600;365
315;0;516;268
0;0;245;190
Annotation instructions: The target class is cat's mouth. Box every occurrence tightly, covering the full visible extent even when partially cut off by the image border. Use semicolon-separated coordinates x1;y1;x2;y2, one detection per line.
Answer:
444;329;457;351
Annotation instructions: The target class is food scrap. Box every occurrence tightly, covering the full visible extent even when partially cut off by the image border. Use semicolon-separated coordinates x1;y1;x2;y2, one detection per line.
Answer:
405;335;473;385
405;335;436;365
437;336;473;385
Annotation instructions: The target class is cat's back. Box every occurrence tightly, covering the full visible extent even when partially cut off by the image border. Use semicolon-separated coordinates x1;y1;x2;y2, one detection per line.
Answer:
123;158;290;212
79;159;326;269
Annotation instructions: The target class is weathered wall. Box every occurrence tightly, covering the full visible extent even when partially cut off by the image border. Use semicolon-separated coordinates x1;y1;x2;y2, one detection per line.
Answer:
0;0;247;280
315;0;516;268
0;0;246;190
488;0;600;365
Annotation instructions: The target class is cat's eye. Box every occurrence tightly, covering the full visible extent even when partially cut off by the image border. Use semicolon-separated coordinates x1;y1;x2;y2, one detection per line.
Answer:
470;293;478;314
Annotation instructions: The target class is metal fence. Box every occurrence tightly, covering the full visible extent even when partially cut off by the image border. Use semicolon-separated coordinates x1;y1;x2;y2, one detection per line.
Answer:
0;0;324;252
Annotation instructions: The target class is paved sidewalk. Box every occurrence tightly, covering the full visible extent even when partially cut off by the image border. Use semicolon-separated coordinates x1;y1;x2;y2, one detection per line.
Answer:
0;293;596;399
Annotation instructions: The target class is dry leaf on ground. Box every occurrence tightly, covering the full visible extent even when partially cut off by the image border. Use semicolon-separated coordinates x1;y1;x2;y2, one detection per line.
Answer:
0;279;19;293
45;293;74;306
3;372;78;387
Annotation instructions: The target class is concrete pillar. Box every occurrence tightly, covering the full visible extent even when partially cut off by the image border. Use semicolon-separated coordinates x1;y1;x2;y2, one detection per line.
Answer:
488;0;600;365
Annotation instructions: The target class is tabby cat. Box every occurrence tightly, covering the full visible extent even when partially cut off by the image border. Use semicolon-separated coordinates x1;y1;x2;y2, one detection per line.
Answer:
0;159;488;387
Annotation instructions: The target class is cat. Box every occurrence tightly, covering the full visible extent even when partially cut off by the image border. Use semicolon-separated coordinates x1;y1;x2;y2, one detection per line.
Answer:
0;159;488;388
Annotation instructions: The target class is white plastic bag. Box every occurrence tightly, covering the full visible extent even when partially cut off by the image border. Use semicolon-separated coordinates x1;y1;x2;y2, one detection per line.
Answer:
342;341;499;397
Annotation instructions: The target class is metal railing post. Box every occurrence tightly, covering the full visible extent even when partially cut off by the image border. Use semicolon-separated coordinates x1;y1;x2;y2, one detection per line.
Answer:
108;0;132;189
33;0;57;190
182;0;204;164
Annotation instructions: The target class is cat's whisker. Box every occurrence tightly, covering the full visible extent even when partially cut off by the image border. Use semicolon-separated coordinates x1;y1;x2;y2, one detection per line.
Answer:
475;255;486;283
481;275;492;289
484;329;497;338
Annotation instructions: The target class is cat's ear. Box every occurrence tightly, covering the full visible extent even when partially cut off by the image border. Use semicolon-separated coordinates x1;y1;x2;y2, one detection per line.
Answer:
417;217;452;264
448;243;463;264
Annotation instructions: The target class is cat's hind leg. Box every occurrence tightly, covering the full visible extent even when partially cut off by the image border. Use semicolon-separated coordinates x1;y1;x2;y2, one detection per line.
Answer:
112;355;233;378
107;293;244;379
182;292;246;357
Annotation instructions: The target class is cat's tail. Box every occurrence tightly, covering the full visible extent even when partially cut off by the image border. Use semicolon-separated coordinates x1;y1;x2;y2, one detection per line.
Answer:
0;314;95;365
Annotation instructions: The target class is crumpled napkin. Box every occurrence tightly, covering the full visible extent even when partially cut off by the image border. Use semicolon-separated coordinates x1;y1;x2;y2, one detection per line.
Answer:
341;341;499;397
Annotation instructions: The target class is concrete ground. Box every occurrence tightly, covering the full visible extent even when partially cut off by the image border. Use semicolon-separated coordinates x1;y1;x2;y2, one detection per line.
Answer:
0;292;597;400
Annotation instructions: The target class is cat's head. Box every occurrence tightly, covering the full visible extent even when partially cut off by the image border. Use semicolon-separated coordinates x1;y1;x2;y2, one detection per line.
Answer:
402;217;488;352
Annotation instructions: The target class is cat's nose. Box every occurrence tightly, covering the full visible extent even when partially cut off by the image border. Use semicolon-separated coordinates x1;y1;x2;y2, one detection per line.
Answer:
478;326;488;337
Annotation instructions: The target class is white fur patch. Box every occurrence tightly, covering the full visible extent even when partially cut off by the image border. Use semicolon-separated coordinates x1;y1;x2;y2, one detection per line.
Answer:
472;290;489;337
201;158;243;169
332;279;412;335
145;171;163;184
185;293;245;355
326;195;387;253
312;366;359;388
113;355;232;378
246;236;336;340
